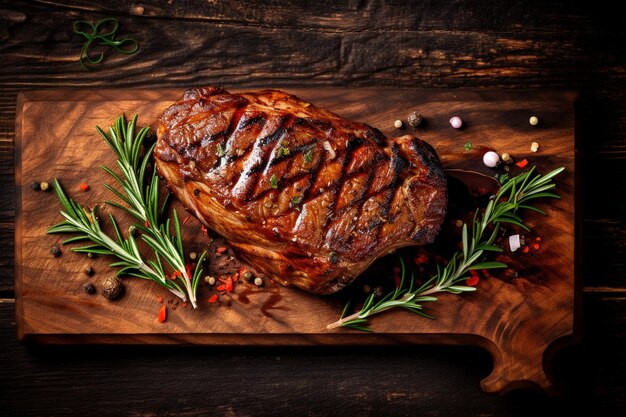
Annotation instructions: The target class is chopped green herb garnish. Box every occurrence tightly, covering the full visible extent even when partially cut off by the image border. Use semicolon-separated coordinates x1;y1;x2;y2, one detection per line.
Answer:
464;142;473;151
290;195;302;206
279;146;290;157
329;252;338;264
304;149;314;164
270;174;278;189
216;143;226;157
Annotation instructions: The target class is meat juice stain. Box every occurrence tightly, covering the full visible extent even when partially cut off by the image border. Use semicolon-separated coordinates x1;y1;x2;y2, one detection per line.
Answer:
236;283;283;318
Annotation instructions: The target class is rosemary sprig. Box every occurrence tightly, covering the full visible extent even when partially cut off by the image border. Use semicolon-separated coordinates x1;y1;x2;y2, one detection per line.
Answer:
48;114;206;308
97;115;206;309
48;179;187;301
327;166;565;331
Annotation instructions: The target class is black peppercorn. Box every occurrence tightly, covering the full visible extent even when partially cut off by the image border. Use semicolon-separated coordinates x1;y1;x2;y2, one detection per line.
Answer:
193;188;200;196
101;277;124;300
50;246;61;257
31;181;41;191
84;266;94;276
83;282;96;295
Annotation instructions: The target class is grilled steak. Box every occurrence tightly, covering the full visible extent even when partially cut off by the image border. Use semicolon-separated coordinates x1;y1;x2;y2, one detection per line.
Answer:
154;87;447;294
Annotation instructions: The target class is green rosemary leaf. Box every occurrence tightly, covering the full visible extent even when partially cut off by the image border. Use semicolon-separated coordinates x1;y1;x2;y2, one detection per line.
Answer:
73;247;114;256
340;300;352;319
468;261;507;270
475;244;503;252
62;235;90;244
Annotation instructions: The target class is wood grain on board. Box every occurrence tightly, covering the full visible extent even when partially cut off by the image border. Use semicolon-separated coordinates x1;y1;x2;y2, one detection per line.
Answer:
15;88;577;394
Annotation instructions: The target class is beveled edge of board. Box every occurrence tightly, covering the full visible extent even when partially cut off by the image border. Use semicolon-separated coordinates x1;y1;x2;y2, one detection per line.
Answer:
14;87;581;396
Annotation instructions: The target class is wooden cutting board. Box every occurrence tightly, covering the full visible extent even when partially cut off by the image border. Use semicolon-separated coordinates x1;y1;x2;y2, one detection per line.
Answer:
15;88;579;395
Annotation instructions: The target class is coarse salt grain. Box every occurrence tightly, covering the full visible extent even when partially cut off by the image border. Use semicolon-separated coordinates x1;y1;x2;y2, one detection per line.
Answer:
394;119;403;129
509;234;521;252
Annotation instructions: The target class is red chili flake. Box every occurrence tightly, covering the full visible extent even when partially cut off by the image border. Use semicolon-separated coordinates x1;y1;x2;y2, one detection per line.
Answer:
217;276;234;293
516;159;529;168
201;224;209;236
414;254;429;265
208;294;218;303
170;270;182;279
522;246;530;253
157;305;167;322
78;182;90;192
145;220;150;228
156;295;163;303
185;263;194;278
182;302;188;309
183;215;191;225
215;246;227;254
533;243;541;250
466;276;480;286
535;236;542;242
482;269;492;278
238;267;248;278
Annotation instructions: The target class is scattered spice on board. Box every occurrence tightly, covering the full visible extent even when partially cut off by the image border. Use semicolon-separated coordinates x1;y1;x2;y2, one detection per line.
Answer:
208;294;218;303
83;282;96;294
531;142;540;152
183;215;191;225
40;181;50;191
78;182;90;192
449;116;463;129
50;246;61;257
407;111;423;128
466;274;480;286
516;159;529;168
156;295;163;303
215;246;227;254
101;277;123;300
158;305;167;323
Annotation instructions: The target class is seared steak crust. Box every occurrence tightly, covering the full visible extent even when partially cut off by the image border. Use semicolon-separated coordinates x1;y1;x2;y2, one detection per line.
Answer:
154;87;447;294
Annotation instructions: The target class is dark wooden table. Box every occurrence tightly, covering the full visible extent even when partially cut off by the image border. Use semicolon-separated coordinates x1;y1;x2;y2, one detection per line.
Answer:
1;1;624;416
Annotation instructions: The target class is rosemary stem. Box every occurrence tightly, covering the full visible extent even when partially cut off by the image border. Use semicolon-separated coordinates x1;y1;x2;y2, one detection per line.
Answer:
327;312;360;329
